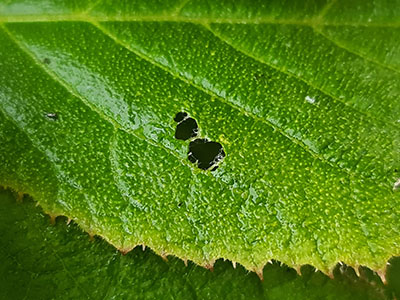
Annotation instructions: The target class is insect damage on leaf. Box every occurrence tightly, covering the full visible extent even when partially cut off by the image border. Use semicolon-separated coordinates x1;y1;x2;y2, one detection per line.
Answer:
188;138;225;171
174;111;199;140
174;112;225;170
0;0;399;284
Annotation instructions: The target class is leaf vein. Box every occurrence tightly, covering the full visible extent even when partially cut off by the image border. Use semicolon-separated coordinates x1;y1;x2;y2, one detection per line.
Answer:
1;24;191;174
93;21;359;178
313;27;400;75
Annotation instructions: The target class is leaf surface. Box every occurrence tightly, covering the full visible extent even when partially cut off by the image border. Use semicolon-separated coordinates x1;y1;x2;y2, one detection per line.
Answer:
0;188;395;300
0;0;400;274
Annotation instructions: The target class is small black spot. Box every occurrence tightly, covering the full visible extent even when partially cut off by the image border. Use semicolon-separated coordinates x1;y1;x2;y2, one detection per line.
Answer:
45;112;58;121
175;117;198;140
188;138;225;171
43;58;51;64
395;169;399;173
174;112;188;123
178;202;183;207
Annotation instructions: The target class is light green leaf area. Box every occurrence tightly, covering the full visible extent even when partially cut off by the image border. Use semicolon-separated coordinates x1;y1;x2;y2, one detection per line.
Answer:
1;0;400;275
1;188;397;300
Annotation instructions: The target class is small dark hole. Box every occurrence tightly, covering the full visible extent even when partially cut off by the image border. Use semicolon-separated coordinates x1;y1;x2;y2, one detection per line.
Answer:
174;112;188;123
45;112;58;121
43;58;51;64
175;117;198;141
395;169;399;173
178;202;183;207
188;138;225;171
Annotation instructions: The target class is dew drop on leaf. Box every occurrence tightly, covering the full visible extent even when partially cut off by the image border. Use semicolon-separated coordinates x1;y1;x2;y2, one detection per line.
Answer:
44;112;58;121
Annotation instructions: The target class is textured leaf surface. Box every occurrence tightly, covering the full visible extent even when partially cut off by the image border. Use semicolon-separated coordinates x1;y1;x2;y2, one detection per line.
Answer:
0;188;397;300
0;0;400;275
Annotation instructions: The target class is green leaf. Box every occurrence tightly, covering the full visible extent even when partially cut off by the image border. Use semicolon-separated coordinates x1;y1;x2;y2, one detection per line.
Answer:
0;188;396;300
0;0;400;276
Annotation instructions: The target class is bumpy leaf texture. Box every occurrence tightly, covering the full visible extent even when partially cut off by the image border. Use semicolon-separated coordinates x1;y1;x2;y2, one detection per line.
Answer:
0;0;400;277
1;188;398;300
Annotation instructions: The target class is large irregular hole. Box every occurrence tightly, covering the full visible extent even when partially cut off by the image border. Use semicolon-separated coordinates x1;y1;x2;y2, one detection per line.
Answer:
188;138;225;171
174;112;198;141
173;112;226;171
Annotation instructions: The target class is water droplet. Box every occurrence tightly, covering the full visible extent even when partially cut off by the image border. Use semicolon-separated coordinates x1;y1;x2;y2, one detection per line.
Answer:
44;112;58;121
394;178;400;190
305;95;316;104
188;138;225;171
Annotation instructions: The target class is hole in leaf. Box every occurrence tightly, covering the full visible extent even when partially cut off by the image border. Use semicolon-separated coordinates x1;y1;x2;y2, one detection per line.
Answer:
175;117;198;141
174;112;188;123
188;138;225;171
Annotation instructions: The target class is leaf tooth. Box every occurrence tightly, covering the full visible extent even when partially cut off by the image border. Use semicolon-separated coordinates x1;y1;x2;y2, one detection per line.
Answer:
142;244;146;251
376;270;387;285
205;263;214;272
160;252;168;262
183;259;188;267
66;218;72;225
49;214;57;225
295;266;301;275
119;246;134;256
88;232;95;242
254;268;264;281
353;265;360;277
232;261;236;269
16;191;24;202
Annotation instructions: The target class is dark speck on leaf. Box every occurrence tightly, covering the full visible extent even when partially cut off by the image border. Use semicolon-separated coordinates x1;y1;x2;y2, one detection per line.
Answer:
43;58;51;64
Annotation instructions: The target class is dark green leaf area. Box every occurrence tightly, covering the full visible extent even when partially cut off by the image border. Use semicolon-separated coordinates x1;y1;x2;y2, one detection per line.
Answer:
1;189;398;300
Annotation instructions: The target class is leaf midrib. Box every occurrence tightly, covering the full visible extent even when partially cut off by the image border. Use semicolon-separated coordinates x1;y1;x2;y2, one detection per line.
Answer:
0;19;391;186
